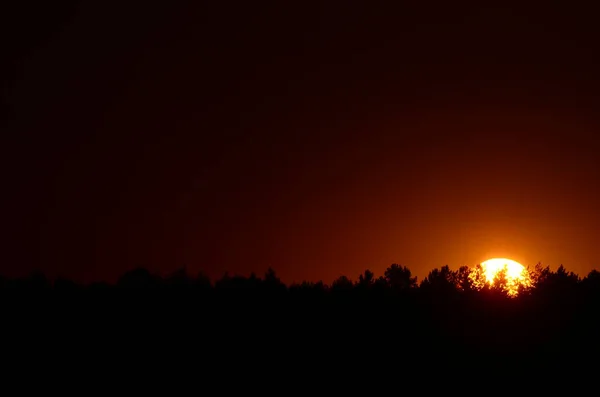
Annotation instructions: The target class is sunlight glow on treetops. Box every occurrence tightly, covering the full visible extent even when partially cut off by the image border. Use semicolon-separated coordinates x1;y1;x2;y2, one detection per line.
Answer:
469;258;532;297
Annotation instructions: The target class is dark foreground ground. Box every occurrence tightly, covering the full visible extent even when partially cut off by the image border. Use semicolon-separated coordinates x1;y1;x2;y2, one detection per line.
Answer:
3;290;599;368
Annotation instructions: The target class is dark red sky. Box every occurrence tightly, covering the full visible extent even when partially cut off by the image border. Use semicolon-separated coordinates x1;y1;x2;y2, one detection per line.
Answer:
2;1;600;283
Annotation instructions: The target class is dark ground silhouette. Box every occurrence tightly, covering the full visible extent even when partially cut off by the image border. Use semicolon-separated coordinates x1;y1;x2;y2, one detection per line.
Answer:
2;263;599;382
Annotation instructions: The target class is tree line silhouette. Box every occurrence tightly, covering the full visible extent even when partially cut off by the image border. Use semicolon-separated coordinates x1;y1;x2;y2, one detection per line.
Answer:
2;262;594;298
2;263;599;374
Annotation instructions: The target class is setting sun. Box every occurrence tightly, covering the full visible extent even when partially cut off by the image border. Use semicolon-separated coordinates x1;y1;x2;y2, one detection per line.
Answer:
481;258;526;282
476;258;532;296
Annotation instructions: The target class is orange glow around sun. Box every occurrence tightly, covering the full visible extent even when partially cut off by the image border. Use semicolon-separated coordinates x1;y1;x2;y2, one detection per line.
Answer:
471;258;532;296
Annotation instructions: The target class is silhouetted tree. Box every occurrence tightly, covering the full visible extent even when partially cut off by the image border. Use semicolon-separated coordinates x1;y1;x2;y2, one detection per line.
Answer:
262;267;286;293
290;280;327;294
420;265;457;294
384;264;417;291
165;267;192;288
11;270;52;293
529;262;551;285
454;265;475;292
467;263;487;292
88;281;111;292
357;269;375;289
117;268;161;289
582;269;600;294
490;267;510;297
535;264;579;297
194;271;212;289
216;273;259;291
54;277;78;293
556;264;580;283
331;275;353;292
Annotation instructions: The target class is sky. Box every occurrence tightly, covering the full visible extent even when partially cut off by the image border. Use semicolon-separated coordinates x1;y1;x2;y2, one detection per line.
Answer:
2;1;600;284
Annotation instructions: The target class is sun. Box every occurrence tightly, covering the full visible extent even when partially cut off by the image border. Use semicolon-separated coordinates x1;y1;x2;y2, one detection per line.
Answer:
477;258;531;296
481;258;526;283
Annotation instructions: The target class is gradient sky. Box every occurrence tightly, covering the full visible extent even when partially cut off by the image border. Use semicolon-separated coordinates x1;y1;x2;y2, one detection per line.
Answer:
2;2;600;284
